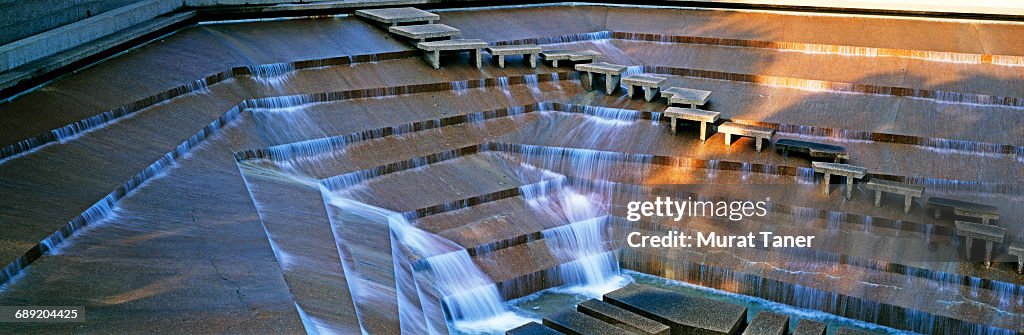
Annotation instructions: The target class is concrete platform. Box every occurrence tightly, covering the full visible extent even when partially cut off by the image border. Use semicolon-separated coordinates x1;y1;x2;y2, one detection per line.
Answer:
622;74;667;101
540;50;601;67
487;44;542;68
577;299;669;335
812;162;868;199
603;283;747;335
355;7;438;26
927;197;1000;223
507;321;566;335
717;122;775;152
544;308;633;335
661;87;711;108
865;179;924;214
742;311;789;335
774;139;848;163
389;23;460;41
663;107;720;141
792;319;827;335
955;220;1006;266
575;62;628;95
416;38;487;69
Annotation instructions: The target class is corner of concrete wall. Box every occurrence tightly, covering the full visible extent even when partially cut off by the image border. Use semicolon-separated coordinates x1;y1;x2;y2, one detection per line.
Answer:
0;0;183;73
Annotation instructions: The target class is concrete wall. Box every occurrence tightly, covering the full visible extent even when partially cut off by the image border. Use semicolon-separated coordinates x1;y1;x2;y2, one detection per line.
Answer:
0;0;150;45
0;0;182;73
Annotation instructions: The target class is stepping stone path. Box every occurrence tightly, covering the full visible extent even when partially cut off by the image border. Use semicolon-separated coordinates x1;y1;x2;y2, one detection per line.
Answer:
775;139;848;163
955;220;1006;267
576;62;628;95
355;7;438;26
389;23;460;41
664;107;719;141
865;179;924;214
417;39;487;69
718;122;775;152
541;49;601;67
812;162;867;199
662;87;711;108
487;44;543;68
622;74;667;101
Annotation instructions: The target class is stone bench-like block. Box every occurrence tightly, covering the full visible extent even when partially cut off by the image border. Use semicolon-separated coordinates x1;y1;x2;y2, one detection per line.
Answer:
578;299;669;335
865;179;925;214
1008;242;1024;274
541;49;601;67
926;197;999;223
622;74;667;101
774;139;848;163
507;321;566;335
812;162;867;199
955;220;1006;267
954;205;1000;225
355;7;439;26
389;23;460;41
417;39;487;69
718;122;775;152
792;319;827;335
487;44;543;68
836;329;869;335
662;87;711;108
603;283;747;335
544;308;632;335
742;311;789;335
576;62;628;95
663;107;720;141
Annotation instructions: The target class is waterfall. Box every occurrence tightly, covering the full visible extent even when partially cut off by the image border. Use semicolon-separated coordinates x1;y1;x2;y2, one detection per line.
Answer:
323;191;533;334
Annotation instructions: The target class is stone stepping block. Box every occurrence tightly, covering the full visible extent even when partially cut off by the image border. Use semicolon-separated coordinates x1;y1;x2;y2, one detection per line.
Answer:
544;308;633;335
603;283;747;335
486;44;543;68
577;299;669;335
742;311;789;335
792;319;827;335
389;23;460;41
774;139;848;163
662;87;711;107
836;328;869;335
507;321;566;335
355;7;439;26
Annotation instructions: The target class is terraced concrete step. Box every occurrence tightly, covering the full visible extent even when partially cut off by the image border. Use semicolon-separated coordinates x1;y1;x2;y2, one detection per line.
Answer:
577;299;669;335
792;319;827;335
603;283;747;335
507;321;565;335
742;311;789;335
543;308;633;335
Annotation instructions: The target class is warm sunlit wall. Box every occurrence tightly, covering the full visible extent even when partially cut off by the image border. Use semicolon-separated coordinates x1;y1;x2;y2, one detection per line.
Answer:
690;0;1024;16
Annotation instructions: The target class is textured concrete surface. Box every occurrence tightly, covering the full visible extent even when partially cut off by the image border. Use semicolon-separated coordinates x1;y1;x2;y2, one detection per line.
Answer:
577;298;670;335
604;283;747;335
1;3;1023;334
507;321;566;335
543;308;633;335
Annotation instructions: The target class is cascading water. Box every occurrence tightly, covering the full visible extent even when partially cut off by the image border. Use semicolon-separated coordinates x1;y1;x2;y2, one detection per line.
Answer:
323;189;533;335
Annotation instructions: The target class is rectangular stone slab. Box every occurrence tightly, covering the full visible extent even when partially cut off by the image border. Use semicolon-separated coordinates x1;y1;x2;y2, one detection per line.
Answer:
417;39;488;51
544;308;633;335
926;196;999;221
662;87;711;106
603;283;747;335
577;299;669;335
542;50;602;61
955;220;1006;243
865;179;924;197
622;74;667;87
742;311;788;335
836;328;869;335
389;24;460;40
775;139;848;162
487;44;543;55
575;62;628;75
507;321;566;335
355;7;439;25
792;319;827;335
664;107;720;123
718;122;775;139
811;162;867;178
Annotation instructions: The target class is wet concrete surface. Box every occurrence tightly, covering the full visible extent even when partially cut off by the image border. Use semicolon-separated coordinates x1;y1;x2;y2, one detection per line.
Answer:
0;3;1023;334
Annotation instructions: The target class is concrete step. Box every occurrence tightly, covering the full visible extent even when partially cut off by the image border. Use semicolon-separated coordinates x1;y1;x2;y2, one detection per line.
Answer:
792;319;827;335
507;321;565;335
577;299;669;335
742;311;789;335
543;308;633;335
603;283;747;335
